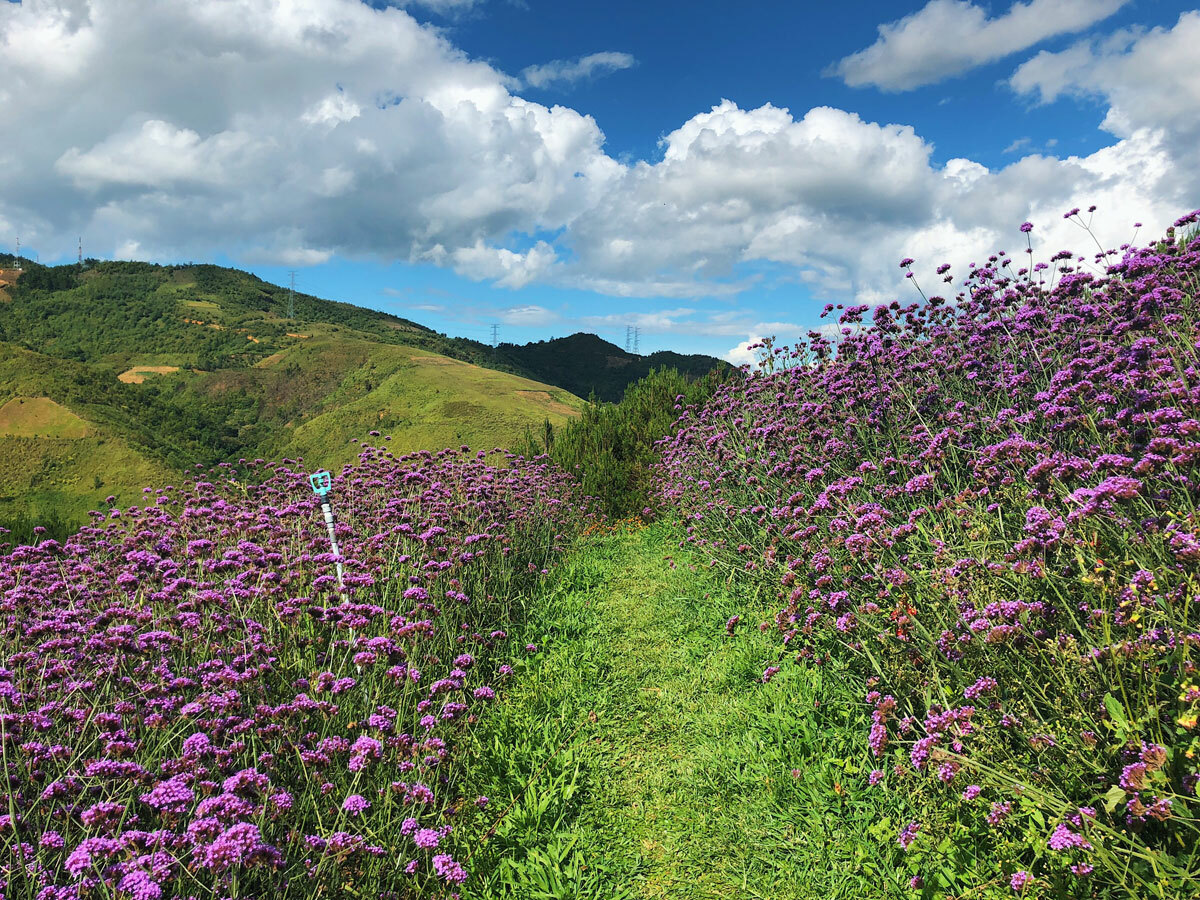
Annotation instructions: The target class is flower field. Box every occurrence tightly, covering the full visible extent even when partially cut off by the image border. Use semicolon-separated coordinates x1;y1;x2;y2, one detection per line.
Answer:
6;210;1200;900
0;444;591;898
656;212;1200;897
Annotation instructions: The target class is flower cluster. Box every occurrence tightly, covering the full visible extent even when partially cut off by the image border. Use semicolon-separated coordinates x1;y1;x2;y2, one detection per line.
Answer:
656;212;1200;894
0;444;592;896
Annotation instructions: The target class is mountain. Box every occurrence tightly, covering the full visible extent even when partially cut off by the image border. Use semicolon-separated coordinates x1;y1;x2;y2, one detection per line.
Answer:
0;257;588;537
492;332;727;403
0;255;725;539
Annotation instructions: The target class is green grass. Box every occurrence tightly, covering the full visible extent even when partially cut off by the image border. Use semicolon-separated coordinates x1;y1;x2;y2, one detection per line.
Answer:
461;522;923;900
269;341;585;469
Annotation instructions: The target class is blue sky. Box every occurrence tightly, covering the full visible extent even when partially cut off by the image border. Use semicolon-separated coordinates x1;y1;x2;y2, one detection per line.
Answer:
3;0;1198;361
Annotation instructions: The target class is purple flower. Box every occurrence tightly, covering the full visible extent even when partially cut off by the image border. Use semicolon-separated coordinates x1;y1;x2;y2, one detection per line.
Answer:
1048;822;1092;852
141;777;194;813
987;801;1013;826
432;853;468;884
199;822;279;872
118;871;163;900
1010;871;1031;892
342;794;371;816
413;828;441;849
963;677;997;700
897;821;921;849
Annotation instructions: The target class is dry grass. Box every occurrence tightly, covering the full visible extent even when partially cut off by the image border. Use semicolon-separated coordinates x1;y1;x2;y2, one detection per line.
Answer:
0;396;92;438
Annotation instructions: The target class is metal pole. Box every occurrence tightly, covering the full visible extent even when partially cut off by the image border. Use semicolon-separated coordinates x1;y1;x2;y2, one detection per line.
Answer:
321;499;345;591
309;471;345;593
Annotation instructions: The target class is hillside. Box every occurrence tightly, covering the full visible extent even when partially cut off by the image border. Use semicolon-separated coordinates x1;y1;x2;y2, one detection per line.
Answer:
0;257;597;538
0;254;727;397
0;255;724;540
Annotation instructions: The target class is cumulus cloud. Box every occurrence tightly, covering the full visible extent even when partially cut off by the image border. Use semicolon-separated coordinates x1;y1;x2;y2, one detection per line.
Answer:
0;0;617;269
1010;11;1200;140
519;51;635;90
0;0;1194;324
448;241;558;289
392;0;484;14
831;0;1128;91
724;336;764;368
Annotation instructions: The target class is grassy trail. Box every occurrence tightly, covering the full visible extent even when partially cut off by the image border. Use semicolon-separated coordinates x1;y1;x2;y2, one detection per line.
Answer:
465;523;915;900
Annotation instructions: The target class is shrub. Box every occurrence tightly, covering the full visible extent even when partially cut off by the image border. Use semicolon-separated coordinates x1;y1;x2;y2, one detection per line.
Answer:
519;367;727;517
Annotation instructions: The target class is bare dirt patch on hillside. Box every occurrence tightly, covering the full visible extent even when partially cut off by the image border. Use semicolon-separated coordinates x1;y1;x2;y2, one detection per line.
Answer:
118;366;181;384
409;355;467;367
0;397;92;438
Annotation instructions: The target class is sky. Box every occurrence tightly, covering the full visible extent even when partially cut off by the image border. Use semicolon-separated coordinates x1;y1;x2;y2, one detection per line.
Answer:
2;0;1198;362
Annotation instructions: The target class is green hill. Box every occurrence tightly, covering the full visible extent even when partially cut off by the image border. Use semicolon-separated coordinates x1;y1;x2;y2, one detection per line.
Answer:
0;257;590;539
0;254;724;541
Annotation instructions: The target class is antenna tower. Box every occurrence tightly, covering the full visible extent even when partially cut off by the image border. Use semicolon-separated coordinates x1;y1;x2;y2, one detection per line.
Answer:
78;237;83;267
14;236;21;270
287;271;297;319
490;323;500;347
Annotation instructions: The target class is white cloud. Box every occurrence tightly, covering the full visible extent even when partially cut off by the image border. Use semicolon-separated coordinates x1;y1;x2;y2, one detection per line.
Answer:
831;0;1128;91
56;120;260;189
400;0;484;15
0;0;617;266
724;336;764;368
1010;11;1200;140
500;304;559;326
301;92;362;128
0;0;1194;320
449;240;558;289
520;52;635;90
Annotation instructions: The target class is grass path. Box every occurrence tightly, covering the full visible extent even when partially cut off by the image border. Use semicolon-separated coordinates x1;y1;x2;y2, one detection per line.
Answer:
463;523;917;900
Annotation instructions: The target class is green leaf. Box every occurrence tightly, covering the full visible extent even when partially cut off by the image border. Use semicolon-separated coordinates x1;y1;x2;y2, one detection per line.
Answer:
1103;784;1126;814
1103;693;1129;729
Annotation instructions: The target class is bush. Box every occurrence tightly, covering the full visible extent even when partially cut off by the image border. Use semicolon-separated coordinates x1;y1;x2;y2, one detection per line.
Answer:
519;367;728;517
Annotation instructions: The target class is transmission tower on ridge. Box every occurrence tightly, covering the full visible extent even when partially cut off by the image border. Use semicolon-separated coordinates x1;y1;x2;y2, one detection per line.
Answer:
490;323;500;347
14;236;21;270
287;271;297;319
633;326;640;355
625;324;633;353
77;237;83;267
